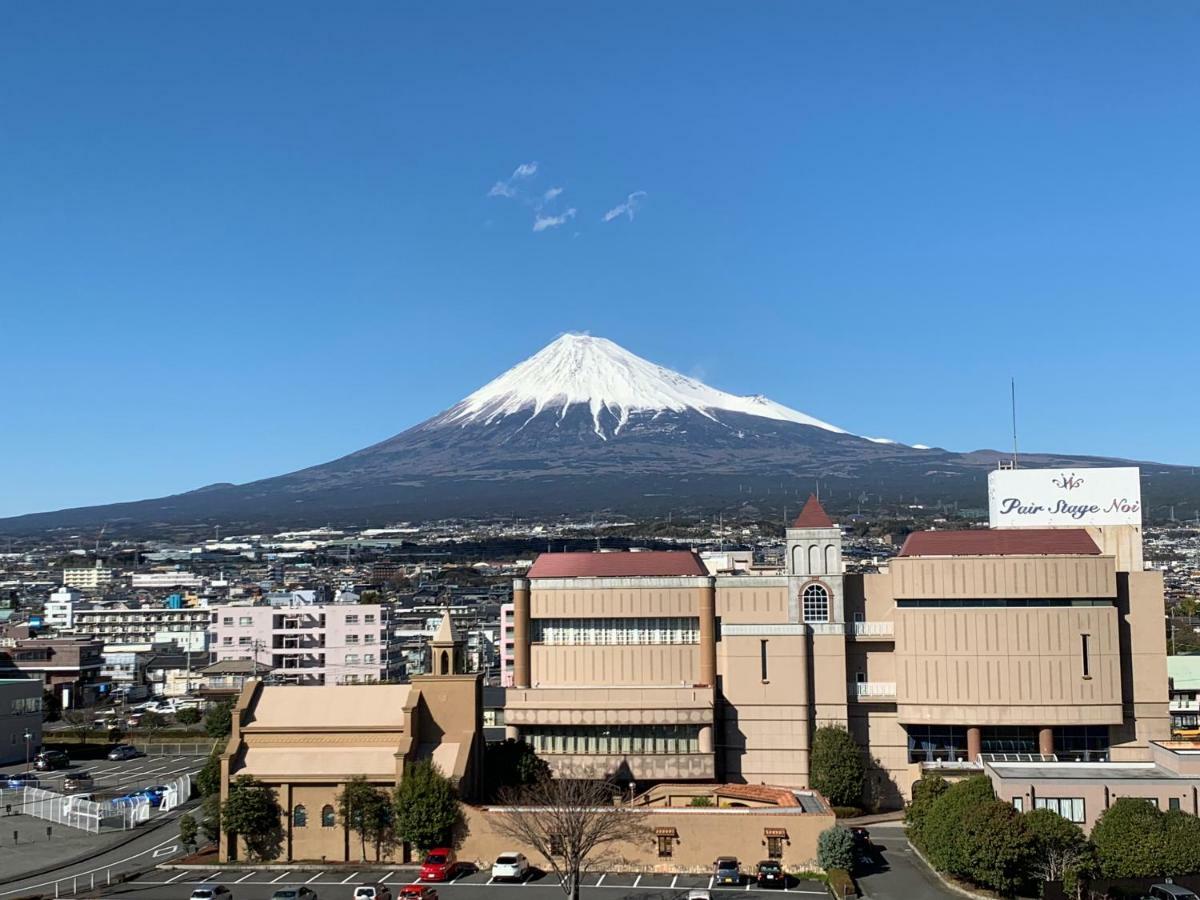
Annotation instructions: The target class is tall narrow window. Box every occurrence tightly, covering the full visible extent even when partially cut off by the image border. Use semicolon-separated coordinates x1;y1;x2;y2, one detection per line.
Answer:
1081;634;1091;678
760;640;769;682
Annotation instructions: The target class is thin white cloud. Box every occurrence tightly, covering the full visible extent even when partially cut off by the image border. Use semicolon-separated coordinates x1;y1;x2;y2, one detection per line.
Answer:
487;161;539;199
543;186;563;202
533;208;577;232
602;190;647;222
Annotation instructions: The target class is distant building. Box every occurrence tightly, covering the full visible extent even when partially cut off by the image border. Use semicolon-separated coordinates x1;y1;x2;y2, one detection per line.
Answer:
131;571;204;590
62;562;115;591
209;601;401;685
0;628;105;708
72;604;211;648
498;602;515;687
1168;655;1200;735
43;586;84;630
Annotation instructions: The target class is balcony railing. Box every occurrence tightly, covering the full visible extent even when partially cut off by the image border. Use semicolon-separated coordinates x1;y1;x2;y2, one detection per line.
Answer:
851;621;894;637
1170;699;1200;711
850;681;896;699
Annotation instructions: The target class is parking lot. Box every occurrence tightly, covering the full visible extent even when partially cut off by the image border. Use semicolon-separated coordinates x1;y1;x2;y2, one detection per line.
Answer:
123;867;828;900
2;755;204;798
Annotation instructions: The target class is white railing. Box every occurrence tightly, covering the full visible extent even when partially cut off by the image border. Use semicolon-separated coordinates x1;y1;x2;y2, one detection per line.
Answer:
852;621;894;637
806;623;845;636
1170;698;1200;711
159;773;192;813
0;787;102;833
850;681;897;698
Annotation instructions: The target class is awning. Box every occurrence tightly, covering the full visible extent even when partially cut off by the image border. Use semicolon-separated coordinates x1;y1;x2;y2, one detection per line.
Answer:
764;828;788;838
654;826;678;837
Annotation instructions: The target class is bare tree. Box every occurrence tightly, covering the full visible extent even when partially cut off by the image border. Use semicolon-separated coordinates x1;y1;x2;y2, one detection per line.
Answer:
62;708;97;744
491;779;649;900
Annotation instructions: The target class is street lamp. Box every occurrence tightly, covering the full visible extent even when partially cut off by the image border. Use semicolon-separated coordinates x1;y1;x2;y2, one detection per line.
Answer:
23;729;33;774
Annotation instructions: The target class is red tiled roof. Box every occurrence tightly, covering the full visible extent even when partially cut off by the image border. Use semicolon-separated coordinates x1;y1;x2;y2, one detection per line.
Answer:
792;494;834;528
526;551;708;578
714;784;800;807
898;528;1101;558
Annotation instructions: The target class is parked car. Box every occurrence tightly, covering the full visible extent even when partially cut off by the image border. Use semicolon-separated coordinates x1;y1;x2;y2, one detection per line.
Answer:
34;750;70;771
398;888;438;900
6;773;40;789
107;744;141;761
134;785;169;808
64;771;95;792
756;860;785;887
490;852;529;882
1149;886;1200;900
190;886;231;900
684;892;711;900
713;857;742;886
420;848;459;881
271;889;318;900
354;886;391;900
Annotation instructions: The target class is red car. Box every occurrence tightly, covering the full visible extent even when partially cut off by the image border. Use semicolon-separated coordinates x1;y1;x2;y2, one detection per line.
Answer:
419;849;458;882
399;889;438;900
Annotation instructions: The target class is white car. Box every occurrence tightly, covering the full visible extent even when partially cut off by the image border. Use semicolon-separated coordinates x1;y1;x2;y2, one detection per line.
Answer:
190;886;231;900
490;852;529;882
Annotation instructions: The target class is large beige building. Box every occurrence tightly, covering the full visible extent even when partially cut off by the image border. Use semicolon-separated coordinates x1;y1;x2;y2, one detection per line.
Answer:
505;495;1170;805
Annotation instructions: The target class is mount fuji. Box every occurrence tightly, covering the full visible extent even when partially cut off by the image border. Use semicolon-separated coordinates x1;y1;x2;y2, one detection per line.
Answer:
2;334;1194;533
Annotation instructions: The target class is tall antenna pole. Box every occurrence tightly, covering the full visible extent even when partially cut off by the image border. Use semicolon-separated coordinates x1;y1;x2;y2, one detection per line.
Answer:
1010;377;1019;469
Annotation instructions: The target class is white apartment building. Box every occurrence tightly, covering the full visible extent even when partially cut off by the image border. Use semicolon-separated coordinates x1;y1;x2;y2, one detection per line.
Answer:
208;602;402;686
44;586;84;630
63;563;115;591
71;604;212;649
131;571;204;589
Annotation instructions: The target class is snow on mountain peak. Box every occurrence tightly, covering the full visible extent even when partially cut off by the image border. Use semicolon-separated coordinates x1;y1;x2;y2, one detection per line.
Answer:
438;333;853;439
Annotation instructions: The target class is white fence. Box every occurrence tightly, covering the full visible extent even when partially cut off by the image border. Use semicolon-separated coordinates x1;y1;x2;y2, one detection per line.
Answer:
0;787;102;833
851;621;894;636
160;772;192;812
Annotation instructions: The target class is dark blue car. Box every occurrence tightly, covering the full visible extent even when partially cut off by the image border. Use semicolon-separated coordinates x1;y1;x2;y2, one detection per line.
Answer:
6;773;41;789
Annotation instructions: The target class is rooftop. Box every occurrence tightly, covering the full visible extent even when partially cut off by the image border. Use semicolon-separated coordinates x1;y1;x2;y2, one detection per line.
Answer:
791;494;834;529
898;528;1101;558
527;550;708;579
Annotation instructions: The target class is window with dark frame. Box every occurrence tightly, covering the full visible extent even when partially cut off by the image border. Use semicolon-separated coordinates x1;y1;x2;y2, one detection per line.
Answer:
767;836;784;859
657;835;673;858
1081;634;1091;678
760;640;768;681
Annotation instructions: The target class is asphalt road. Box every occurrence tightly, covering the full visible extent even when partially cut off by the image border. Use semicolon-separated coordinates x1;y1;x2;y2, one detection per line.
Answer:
854;823;957;900
3;755;203;798
101;867;829;900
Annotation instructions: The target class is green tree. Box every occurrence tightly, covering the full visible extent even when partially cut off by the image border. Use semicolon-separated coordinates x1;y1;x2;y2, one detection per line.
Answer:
817;826;857;872
199;793;222;844
1091;798;1167;878
176;707;202;726
197;749;222;798
1024;808;1089;883
139;710;166;740
482;740;552;800
809;725;865;808
905;775;949;849
392;760;461;852
956;800;1032;894
221;776;282;861
922;775;996;874
205;701;234;739
1161;809;1200;876
337;775;395;862
179;813;198;851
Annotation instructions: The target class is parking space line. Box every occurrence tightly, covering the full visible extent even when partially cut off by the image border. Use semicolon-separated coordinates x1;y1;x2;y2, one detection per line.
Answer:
670;876;678;889
708;876;715;889
341;873;358;884
305;873;322;883
378;870;395;883
632;875;641;888
270;870;293;883
165;872;189;884
236;872;255;883
595;874;605;887
486;877;495;885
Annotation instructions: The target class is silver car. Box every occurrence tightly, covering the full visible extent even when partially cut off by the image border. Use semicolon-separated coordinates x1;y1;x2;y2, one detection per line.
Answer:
190;886;231;900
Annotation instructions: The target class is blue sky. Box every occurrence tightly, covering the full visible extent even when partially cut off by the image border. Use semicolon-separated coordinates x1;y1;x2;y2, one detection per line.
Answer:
2;3;1198;517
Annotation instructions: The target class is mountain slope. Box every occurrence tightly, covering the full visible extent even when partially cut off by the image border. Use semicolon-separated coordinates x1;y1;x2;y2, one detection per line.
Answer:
2;334;1196;534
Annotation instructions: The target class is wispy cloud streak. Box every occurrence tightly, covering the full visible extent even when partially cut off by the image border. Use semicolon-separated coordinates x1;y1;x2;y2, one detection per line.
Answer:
602;191;647;222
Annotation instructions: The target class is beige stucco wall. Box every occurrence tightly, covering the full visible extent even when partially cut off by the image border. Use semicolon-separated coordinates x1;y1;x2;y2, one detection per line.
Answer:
890;555;1117;600
530;644;697;686
531;585;707;618
459;805;833;873
1110;570;1172;759
894;605;1124;725
716;583;789;624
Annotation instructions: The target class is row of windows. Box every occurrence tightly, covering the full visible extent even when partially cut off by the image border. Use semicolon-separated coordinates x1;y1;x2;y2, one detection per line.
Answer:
8;697;42;716
906;726;1110;763
525;725;702;756
292;804;337;827
1011;796;1086;823
531;618;700;646
896;599;1113;608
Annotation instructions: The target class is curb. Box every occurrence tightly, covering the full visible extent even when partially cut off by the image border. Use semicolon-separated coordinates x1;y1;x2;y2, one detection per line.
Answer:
157;865;423;872
904;838;997;900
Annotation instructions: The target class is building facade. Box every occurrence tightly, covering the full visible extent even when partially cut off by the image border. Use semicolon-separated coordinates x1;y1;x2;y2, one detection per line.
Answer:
0;679;43;766
209;601;402;685
72;604;212;647
504;494;1171;804
62;563;115;592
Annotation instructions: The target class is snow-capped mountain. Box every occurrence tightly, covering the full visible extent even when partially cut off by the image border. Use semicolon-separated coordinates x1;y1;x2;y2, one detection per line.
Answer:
437;333;852;439
1;334;1192;534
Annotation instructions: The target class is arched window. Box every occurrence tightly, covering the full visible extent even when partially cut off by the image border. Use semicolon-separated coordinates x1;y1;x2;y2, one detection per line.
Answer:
802;583;829;623
440;650;450;675
321;804;336;827
293;804;307;828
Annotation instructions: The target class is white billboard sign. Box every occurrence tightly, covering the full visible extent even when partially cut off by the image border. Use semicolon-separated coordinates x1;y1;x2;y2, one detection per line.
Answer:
987;466;1142;527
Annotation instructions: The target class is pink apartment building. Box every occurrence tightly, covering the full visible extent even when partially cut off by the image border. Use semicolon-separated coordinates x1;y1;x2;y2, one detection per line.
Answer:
209;602;400;685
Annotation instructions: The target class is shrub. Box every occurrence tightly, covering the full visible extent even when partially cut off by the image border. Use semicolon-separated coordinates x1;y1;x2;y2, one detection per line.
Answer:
810;725;865;808
205;701;234;739
825;868;856;898
221;776;282;861
921;775;996;874
175;707;202;726
1161;809;1200;876
178;813;198;850
196;749;221;798
905;775;948;849
1024;808;1089;883
392;760;460;852
818;825;857;872
1091;798;1168;878
955;800;1032;894
831;806;863;818
688;796;713;807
